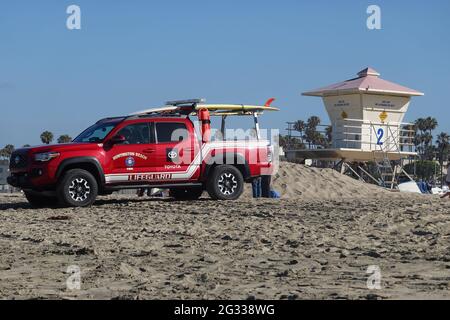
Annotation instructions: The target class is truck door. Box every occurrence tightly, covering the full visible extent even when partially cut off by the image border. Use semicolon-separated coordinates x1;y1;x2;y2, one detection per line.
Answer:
153;120;200;182
106;122;156;184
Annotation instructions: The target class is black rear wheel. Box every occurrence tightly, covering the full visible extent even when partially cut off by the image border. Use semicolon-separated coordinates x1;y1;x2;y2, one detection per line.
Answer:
57;169;98;207
169;187;203;200
206;165;244;200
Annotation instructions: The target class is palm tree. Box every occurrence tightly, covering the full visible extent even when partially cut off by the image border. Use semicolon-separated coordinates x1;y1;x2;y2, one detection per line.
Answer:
325;126;332;146
305;116;321;149
436;132;450;154
425;117;438;137
40;131;54;145
414;118;425;158
315;132;328;148
278;135;288;149
436;132;450;186
307;116;321;128
415;118;426;134
57;134;72;144
422;132;432;146
293;120;306;143
413;133;422;155
414;117;438;159
0;144;15;160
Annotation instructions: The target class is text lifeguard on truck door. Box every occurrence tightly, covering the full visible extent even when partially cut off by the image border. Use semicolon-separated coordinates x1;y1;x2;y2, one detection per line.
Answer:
128;173;173;181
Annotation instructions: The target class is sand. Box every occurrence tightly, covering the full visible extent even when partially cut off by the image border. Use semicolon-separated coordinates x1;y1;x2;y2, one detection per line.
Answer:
0;162;449;300
247;161;389;200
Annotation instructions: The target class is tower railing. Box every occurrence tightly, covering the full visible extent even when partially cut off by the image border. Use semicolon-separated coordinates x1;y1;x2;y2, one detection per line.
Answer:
333;119;415;153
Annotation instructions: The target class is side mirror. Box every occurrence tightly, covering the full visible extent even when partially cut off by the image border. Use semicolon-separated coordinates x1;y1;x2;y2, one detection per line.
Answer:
110;135;126;145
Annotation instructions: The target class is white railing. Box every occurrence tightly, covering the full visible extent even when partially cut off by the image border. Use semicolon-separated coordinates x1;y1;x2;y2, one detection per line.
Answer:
332;119;415;152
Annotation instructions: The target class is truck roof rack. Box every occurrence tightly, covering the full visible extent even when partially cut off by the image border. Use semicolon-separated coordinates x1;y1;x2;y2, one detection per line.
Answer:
165;98;206;106
127;113;188;120
96;116;127;124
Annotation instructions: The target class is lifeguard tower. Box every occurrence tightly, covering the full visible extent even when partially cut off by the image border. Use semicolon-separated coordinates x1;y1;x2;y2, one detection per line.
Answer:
288;67;424;189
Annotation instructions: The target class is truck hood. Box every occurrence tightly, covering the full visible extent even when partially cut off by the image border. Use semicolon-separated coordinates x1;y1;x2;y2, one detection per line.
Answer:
16;143;103;154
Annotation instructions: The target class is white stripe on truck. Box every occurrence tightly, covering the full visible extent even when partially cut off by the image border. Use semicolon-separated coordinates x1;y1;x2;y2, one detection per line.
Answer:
104;141;269;184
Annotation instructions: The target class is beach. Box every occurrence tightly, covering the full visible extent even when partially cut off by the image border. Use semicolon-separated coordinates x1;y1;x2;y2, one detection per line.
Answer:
0;163;449;300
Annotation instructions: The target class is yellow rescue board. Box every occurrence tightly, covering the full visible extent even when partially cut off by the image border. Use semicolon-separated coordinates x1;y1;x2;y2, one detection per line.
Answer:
130;103;279;116
206;111;266;116
195;104;279;112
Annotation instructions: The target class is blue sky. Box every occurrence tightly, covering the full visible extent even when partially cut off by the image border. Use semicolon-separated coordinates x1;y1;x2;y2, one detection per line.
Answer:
1;0;450;147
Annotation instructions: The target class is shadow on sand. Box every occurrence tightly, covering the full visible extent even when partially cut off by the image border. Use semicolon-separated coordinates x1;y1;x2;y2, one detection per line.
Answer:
0;202;33;210
0;196;215;211
94;197;215;206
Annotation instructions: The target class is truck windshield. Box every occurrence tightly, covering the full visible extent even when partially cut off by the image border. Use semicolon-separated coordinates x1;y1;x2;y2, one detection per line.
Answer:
73;119;122;143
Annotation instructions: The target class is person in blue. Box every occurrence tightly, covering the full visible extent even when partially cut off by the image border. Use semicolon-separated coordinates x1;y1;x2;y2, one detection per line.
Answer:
252;175;280;198
417;179;429;194
270;189;281;198
261;175;271;198
252;177;262;198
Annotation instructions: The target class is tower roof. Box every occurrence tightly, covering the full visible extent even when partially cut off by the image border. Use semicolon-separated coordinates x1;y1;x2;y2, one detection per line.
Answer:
302;67;424;97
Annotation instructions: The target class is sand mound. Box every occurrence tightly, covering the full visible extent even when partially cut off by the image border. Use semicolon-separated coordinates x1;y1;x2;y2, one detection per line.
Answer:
246;161;389;200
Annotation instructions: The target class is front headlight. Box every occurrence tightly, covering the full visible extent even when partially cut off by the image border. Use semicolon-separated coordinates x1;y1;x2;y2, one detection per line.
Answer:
34;152;60;162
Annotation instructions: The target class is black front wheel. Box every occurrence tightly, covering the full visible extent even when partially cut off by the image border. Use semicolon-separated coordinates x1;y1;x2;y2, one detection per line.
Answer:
57;169;98;207
206;165;244;200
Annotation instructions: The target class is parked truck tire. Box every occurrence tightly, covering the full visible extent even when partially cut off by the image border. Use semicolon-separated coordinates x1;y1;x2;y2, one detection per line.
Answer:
24;191;58;208
56;169;98;207
206;165;244;200
169;187;203;200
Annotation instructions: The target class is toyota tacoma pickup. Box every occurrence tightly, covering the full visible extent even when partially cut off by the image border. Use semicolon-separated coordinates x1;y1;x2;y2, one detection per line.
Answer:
8;99;276;207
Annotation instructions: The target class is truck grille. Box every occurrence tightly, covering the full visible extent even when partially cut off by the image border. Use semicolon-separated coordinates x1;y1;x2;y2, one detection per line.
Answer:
9;152;28;169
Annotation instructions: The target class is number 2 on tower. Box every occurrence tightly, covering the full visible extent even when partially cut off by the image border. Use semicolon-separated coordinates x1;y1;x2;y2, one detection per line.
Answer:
376;128;384;145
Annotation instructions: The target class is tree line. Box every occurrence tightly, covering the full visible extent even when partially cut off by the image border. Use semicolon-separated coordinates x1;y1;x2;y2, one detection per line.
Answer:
0;132;72;160
411;117;449;164
409;117;449;183
279;116;332;150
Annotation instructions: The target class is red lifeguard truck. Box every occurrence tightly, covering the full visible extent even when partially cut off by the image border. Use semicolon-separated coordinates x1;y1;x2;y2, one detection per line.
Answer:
8;99;278;207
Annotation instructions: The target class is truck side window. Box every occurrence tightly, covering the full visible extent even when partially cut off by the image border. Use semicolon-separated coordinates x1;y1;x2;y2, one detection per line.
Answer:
117;123;153;144
155;122;188;143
